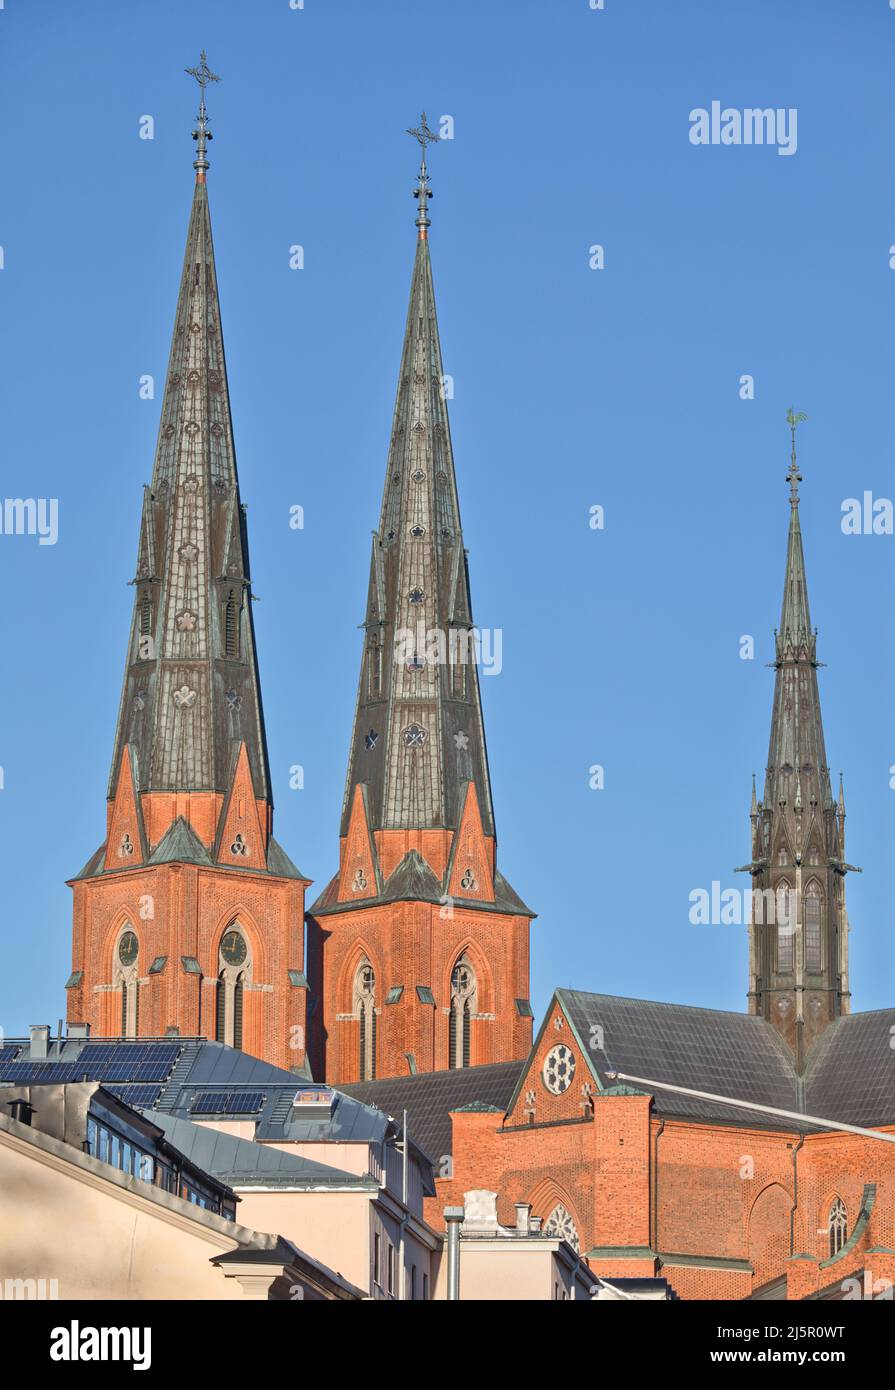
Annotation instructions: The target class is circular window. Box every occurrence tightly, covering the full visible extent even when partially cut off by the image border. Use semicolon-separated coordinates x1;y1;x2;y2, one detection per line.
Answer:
221;930;247;966
118;931;138;968
409;525;425;538
542;1043;576;1095
402;723;427;748
409;587;425;605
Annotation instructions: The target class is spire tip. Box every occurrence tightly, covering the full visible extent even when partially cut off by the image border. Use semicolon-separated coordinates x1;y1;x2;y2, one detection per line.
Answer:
406;111;440;239
185;49;221;182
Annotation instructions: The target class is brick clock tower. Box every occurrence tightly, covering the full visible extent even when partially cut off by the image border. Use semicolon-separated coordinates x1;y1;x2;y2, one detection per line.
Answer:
307;118;535;1084
66;62;310;1073
741;413;858;1071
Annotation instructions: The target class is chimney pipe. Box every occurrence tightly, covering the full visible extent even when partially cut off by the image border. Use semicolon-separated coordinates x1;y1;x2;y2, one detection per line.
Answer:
29;1025;50;1060
444;1206;464;1301
514;1202;532;1235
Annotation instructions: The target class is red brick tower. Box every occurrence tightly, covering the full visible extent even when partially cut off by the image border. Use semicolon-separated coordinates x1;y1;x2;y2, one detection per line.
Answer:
307;116;535;1084
66;59;310;1073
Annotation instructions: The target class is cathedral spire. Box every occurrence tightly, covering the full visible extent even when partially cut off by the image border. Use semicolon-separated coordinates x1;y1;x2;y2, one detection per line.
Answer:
67;60;309;1069
338;119;494;839
744;412;854;1067
308;120;533;1084
107;54;271;824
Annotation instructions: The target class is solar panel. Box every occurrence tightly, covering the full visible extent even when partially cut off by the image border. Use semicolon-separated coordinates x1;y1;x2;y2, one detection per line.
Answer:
0;1062;83;1083
0;1046;22;1063
106;1084;162;1110
75;1044;182;1081
189;1091;266;1116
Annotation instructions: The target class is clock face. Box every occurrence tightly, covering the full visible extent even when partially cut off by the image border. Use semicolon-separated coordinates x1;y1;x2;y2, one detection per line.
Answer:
118;931;138;968
221;930;247;967
543;1043;576;1095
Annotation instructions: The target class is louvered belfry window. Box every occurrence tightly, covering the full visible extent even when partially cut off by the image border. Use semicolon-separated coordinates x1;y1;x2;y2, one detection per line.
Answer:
233;975;244;1051
805;886;823;973
449;957;477;1069
356;961;376;1081
215;975;226;1043
225;590;239;658
139;592;152;636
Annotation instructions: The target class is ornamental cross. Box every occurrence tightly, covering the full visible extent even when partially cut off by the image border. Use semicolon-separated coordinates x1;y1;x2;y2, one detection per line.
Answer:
786;407;807;502
406;111;440;167
185;50;221;99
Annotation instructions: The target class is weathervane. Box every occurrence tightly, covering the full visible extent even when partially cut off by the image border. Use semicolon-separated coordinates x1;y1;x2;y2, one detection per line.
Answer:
185;50;221;180
406;112;440;240
786;407;807;504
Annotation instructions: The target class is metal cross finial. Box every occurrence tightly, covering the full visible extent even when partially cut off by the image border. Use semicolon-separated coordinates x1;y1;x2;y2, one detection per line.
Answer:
185;50;221;180
406;112;440;239
406;111;440;170
786;407;807;504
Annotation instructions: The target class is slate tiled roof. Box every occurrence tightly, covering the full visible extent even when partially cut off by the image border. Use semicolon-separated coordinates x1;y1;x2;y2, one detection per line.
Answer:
804;1010;895;1129
339;1060;524;1163
557;990;895;1132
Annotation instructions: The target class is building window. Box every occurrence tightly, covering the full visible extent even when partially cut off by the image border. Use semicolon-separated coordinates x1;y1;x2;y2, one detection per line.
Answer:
224;589;240;658
355;959;377;1081
449;956;476;1069
215;925;251;1049
423;1272;429;1302
113;926;140;1038
374;1232;381;1287
367;632;382;700
387;1244;395;1296
805;884;823;974
776;882;794;973
544;1203;580;1252
410;1264;417;1300
829;1198;847;1257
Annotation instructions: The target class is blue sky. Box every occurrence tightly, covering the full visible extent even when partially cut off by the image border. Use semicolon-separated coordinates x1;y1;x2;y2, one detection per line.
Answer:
0;0;893;1037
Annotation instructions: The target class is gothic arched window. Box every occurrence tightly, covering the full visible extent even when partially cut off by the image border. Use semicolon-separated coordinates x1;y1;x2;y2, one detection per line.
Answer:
215;925;250;1050
367;631;382;699
449;956;477;1070
805;883;823;974
355;960;377;1081
544;1203;580;1253
776;882;794;973
113;926;140;1038
829;1198;847;1257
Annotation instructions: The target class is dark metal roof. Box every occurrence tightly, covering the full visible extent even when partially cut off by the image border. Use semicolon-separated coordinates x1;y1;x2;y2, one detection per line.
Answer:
557;990;895;1131
803;1010;895;1129
338;228;495;839
151;1112;373;1189
339;1060;524;1163
106;175;272;807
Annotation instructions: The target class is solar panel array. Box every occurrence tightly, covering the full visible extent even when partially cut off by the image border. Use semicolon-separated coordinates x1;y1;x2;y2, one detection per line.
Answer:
106;1084;163;1110
189;1091;266;1116
0;1046;22;1063
0;1043;182;1086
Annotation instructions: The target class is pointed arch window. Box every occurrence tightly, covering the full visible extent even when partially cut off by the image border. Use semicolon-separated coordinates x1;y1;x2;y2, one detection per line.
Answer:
544;1203;580;1253
776;882;794;973
215;926;250;1050
805;883;823;974
829;1198;847;1257
449;956;477;1069
113;927;140;1039
355;960;377;1081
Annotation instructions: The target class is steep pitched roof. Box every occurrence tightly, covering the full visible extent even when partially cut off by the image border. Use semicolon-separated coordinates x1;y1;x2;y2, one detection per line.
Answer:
339;1060;524;1163
338;174;495;839
107;152;272;807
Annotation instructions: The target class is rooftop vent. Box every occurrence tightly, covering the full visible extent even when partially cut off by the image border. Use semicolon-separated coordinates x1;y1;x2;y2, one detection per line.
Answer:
291;1086;335;1112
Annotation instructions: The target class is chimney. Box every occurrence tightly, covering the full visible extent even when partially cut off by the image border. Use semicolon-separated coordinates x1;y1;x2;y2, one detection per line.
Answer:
514;1202;532;1235
443;1206;465;1301
29;1025;50;1060
66;1022;90;1040
530;1215;542;1233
